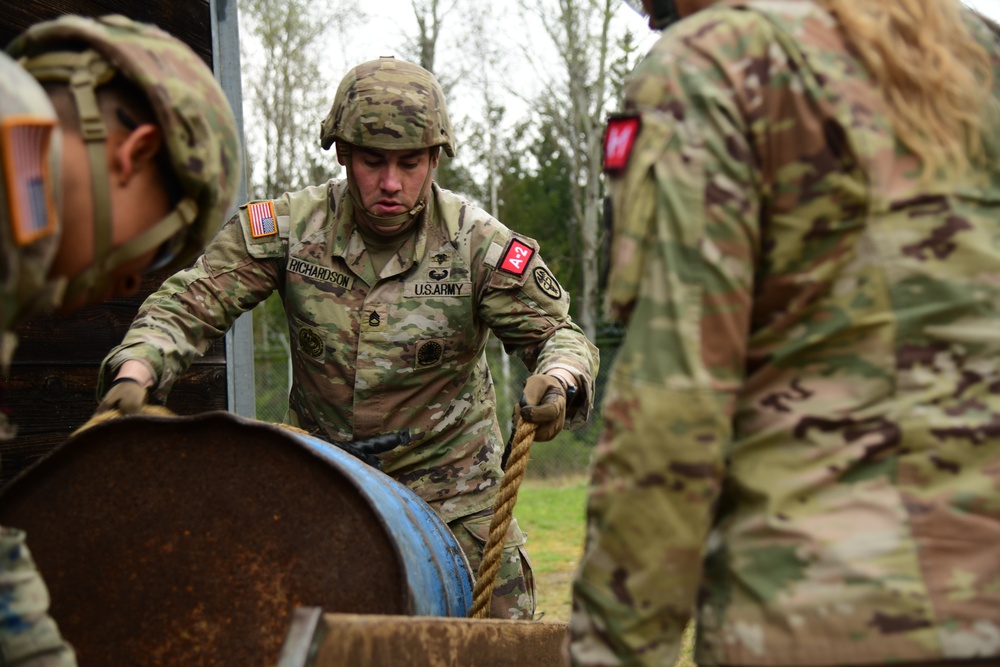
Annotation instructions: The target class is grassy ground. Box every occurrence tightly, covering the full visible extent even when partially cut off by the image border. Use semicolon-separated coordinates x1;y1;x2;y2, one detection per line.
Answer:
516;475;696;666
517;476;588;622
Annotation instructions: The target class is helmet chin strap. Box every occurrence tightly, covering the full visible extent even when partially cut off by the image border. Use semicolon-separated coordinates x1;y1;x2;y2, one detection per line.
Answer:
66;51;114;303
341;144;433;232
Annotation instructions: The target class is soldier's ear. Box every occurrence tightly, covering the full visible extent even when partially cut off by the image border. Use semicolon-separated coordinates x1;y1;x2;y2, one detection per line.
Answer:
429;147;440;170
111;123;162;186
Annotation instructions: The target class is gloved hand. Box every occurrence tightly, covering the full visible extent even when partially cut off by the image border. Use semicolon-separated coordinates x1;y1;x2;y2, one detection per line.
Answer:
515;374;567;442
96;377;149;416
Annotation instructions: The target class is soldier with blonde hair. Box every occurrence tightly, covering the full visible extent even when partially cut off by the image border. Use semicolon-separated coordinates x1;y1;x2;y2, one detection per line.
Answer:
570;0;1000;664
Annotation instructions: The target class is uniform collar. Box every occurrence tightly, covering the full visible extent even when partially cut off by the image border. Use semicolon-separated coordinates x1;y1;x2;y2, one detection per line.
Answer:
329;180;435;286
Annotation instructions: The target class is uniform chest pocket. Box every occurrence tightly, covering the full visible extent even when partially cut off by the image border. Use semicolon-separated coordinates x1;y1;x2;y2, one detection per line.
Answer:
412;338;446;370
394;280;478;371
289;315;328;366
395;282;476;341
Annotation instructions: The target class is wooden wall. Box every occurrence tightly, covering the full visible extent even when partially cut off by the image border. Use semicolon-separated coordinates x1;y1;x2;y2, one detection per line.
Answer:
2;0;229;488
1;1;213;64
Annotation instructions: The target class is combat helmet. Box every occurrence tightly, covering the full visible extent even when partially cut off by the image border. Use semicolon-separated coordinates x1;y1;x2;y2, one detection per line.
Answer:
319;56;453;229
7;14;242;303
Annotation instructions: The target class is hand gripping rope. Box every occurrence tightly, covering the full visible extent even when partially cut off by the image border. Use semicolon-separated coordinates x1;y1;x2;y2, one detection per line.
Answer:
469;417;537;619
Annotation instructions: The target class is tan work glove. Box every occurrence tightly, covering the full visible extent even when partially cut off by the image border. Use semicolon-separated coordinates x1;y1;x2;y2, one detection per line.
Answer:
515;374;567;442
96;377;149;416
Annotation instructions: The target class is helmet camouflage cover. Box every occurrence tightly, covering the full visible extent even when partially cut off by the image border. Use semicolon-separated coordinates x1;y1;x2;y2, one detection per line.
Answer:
8;14;243;274
320;56;455;157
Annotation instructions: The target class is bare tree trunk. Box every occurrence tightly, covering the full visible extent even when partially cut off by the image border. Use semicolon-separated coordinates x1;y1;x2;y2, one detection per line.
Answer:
527;0;619;341
239;0;358;195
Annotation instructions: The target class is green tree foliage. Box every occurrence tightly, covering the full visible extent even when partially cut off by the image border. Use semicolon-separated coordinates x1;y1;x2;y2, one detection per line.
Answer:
497;118;579;305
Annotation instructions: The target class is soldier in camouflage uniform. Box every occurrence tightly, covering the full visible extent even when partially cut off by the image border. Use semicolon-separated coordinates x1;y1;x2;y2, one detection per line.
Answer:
0;15;241;666
98;56;600;620
570;0;1000;664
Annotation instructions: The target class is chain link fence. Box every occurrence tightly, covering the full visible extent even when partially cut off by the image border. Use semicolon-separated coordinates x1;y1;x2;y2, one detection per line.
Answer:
251;293;624;480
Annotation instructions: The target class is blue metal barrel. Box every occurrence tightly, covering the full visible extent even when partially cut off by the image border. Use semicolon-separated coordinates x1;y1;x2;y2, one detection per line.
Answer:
0;411;473;666
291;428;474;617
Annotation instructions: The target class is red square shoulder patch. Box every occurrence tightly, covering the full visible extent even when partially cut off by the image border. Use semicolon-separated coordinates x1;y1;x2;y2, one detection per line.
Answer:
499;238;534;276
603;114;641;175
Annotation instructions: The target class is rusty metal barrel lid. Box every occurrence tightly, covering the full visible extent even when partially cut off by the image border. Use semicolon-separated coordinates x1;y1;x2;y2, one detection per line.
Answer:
0;411;473;667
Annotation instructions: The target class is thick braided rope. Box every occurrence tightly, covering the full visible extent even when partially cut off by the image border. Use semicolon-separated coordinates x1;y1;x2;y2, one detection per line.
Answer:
71;404;176;436
470;418;537;619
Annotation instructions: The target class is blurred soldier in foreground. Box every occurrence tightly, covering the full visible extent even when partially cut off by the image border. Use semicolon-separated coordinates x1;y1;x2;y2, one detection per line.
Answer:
97;56;599;619
570;0;1000;664
0;14;241;664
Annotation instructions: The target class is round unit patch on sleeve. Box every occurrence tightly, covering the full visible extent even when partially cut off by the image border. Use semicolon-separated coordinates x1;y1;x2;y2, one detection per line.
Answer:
499;238;535;277
2;116;57;246
533;267;563;300
603;114;641;176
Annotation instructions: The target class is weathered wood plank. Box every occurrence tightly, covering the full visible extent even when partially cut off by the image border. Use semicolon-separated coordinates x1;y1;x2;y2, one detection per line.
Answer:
0;0;227;490
1;0;212;64
2;364;227;486
277;612;570;667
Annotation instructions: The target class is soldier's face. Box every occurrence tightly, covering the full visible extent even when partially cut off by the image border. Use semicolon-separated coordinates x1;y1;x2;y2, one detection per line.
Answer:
52;122;172;311
346;146;439;221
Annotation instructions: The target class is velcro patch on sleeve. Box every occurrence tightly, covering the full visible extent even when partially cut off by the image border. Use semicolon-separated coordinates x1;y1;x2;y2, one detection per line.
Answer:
603;114;641;175
499;238;535;276
484;241;504;268
2;116;57;246
246;200;278;239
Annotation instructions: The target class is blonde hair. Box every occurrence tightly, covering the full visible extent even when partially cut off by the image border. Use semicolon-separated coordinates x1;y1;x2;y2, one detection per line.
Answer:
816;0;997;175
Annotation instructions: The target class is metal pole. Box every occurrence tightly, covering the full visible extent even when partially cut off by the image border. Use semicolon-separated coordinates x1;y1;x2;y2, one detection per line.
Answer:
211;0;256;417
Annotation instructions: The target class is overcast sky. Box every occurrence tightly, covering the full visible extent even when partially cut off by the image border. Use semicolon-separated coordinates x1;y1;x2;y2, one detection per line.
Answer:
336;0;1000;67
323;0;1000;125
966;0;1000;17
240;0;1000;185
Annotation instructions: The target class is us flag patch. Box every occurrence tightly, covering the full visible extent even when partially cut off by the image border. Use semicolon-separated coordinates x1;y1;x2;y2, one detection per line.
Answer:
2;117;57;246
603;114;641;175
247;200;277;238
499;238;534;276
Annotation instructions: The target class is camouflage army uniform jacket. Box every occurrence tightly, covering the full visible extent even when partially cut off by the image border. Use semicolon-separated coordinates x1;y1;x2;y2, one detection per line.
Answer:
101;180;598;522
571;1;1000;665
0;52;76;667
0;50;63;379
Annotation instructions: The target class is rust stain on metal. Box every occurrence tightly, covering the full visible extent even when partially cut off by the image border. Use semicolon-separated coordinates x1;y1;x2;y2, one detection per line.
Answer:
0;412;408;666
312;614;569;667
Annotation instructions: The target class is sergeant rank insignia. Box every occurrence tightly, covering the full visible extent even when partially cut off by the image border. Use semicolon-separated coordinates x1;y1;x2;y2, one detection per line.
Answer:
246;200;277;238
499;238;534;277
603;114;641;175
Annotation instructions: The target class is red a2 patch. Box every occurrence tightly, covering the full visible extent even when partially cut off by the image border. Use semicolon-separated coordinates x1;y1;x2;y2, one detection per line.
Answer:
499;238;534;276
603;114;641;175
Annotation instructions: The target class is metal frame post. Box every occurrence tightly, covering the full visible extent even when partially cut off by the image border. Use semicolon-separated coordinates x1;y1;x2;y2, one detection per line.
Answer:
211;0;256;417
